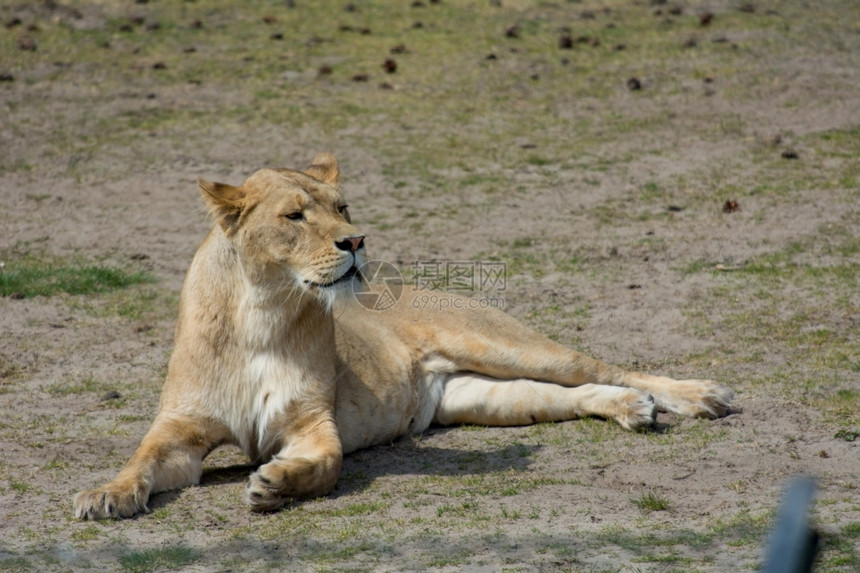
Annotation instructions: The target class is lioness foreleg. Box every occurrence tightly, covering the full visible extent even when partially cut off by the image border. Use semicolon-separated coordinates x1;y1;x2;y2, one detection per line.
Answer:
74;414;221;520
435;374;656;431
245;413;342;512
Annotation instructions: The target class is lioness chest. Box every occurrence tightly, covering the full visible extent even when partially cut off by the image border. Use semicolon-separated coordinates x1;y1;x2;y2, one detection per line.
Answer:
183;291;339;461
204;351;318;460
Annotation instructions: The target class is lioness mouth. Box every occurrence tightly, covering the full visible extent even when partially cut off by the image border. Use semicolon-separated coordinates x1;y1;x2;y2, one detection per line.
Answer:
306;265;359;288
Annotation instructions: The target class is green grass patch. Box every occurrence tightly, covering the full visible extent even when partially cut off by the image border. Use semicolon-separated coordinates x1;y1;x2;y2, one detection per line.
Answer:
834;429;859;442
71;525;102;542
595;511;772;565
315;500;390;518
0;556;32;572
820;528;860;571
631;490;671;512
412;470;582;499
8;478;32;494
0;258;155;299
119;546;201;573
44;376;112;397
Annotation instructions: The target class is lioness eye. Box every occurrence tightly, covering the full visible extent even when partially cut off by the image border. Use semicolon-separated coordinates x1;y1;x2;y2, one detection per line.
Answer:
285;211;304;221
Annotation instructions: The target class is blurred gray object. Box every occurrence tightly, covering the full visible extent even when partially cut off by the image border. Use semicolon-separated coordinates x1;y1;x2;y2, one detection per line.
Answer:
763;477;819;573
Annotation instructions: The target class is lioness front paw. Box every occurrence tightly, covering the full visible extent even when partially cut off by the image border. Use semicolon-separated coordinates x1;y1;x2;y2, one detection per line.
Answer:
245;454;341;512
74;482;149;520
615;389;657;431
245;467;289;513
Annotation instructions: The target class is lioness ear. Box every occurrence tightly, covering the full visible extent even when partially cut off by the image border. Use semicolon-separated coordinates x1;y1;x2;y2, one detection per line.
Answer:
304;152;340;186
198;178;245;235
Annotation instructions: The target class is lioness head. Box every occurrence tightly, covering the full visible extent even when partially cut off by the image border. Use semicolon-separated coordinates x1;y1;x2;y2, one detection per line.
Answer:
198;153;365;307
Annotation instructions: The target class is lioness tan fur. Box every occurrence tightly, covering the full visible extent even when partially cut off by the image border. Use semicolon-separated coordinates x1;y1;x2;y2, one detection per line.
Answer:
74;153;734;519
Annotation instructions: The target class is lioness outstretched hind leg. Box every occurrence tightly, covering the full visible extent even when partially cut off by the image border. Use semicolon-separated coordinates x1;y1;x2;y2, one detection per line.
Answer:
73;414;223;520
410;295;733;420
436;374;657;431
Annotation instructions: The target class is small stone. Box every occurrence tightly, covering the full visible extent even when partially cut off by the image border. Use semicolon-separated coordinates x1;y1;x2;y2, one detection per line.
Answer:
18;37;36;51
722;200;740;213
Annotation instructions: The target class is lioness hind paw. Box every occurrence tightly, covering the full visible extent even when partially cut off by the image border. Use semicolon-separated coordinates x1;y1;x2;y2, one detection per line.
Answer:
695;390;734;418
616;391;656;431
648;379;734;419
680;380;734;419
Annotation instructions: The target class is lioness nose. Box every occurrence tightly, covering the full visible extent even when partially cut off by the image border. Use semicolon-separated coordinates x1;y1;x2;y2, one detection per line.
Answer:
335;235;365;252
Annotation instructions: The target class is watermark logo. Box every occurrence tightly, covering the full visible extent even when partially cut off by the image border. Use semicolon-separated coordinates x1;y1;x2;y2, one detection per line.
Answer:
352;260;403;311
413;260;507;292
410;292;506;311
352;260;507;311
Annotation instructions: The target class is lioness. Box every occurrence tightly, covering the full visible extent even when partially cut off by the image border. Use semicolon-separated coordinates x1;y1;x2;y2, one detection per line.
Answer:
74;153;733;519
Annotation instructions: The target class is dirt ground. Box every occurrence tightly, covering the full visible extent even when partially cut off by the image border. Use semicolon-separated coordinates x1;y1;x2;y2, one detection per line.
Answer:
1;0;858;571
